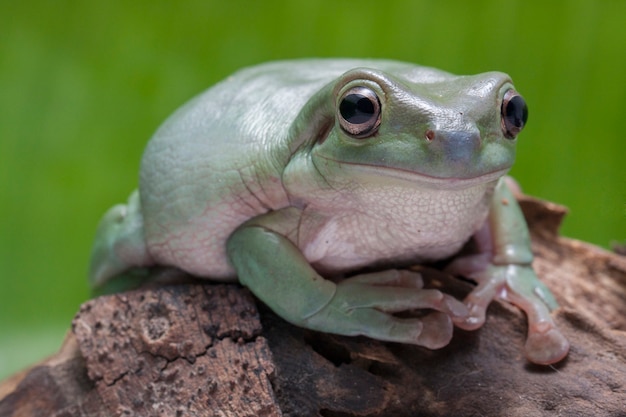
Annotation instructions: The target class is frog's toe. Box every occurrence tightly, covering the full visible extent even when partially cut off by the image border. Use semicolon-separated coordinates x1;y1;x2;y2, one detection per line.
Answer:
343;269;424;288
437;294;470;321
445;253;492;277
376;288;468;320
454;281;499;330
416;312;454;349
453;302;488;330
363;311;453;349
340;308;454;349
524;321;570;365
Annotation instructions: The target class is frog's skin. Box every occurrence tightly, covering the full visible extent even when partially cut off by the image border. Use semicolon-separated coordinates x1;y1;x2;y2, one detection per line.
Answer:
90;59;569;365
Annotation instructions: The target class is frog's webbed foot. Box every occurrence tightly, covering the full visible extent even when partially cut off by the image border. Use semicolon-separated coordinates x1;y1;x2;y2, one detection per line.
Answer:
90;190;153;292
305;270;469;349
447;260;569;364
443;178;570;364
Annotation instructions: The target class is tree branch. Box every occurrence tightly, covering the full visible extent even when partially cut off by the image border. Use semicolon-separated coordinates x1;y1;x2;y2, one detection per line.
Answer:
1;197;625;416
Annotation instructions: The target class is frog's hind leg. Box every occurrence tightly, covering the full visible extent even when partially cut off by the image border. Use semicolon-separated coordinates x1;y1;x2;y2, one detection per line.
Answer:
89;190;154;294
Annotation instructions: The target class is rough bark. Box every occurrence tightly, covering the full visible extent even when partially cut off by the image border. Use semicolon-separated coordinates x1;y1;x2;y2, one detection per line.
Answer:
1;197;625;417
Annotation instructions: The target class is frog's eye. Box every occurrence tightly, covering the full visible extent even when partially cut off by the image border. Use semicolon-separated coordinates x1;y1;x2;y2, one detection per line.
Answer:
338;87;381;138
501;89;528;139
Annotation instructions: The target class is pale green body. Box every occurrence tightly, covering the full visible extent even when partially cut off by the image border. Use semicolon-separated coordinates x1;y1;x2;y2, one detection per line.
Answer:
91;59;569;364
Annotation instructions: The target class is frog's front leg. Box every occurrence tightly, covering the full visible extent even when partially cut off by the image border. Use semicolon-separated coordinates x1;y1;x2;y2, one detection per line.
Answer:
227;208;468;349
447;177;569;364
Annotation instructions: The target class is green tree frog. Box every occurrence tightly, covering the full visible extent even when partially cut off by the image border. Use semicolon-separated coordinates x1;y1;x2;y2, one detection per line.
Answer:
90;59;569;365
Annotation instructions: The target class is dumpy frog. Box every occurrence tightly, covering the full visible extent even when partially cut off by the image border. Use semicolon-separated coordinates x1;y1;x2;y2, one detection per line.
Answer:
90;59;569;365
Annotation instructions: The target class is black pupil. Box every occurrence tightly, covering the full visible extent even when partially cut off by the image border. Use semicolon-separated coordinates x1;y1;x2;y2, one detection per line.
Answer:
505;96;528;129
340;94;375;124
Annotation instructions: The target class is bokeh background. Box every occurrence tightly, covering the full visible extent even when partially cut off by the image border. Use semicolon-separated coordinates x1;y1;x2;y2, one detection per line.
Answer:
1;0;624;379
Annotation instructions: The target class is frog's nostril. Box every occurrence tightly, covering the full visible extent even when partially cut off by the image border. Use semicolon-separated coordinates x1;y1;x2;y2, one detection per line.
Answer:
425;130;435;141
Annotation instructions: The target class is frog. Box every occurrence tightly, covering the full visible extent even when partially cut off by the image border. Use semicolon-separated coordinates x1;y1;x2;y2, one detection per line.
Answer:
90;59;570;365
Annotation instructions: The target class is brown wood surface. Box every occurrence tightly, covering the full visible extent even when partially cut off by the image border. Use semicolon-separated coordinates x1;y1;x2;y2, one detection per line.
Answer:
1;196;625;417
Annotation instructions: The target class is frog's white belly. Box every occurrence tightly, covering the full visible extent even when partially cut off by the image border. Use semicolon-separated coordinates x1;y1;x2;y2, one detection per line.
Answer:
146;174;496;280
301;180;496;272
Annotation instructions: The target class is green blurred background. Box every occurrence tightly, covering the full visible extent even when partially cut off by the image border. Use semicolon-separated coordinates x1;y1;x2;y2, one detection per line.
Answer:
1;0;624;379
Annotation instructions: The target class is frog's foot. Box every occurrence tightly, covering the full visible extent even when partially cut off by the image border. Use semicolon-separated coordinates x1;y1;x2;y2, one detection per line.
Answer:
90;190;153;290
304;270;469;349
449;263;569;364
504;275;570;365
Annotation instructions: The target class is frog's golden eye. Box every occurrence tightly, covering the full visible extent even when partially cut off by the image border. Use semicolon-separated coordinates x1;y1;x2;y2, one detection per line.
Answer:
338;87;381;138
501;89;528;139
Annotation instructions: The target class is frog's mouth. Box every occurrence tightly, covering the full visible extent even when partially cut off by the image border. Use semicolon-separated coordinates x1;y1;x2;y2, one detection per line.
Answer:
315;154;510;190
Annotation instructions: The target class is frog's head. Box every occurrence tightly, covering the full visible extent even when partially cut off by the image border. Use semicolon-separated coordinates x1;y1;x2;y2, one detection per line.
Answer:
300;65;527;189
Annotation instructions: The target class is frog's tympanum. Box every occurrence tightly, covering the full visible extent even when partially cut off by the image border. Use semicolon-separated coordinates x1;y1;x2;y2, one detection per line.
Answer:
90;59;569;365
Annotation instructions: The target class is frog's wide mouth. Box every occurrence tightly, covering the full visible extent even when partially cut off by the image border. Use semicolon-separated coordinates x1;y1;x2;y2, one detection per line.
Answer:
314;154;510;189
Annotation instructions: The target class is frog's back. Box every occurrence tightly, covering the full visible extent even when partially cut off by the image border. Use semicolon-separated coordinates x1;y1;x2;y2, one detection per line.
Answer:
139;59;427;278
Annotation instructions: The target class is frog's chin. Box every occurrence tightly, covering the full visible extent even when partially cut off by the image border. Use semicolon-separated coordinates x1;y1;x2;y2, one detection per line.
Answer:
340;162;510;190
